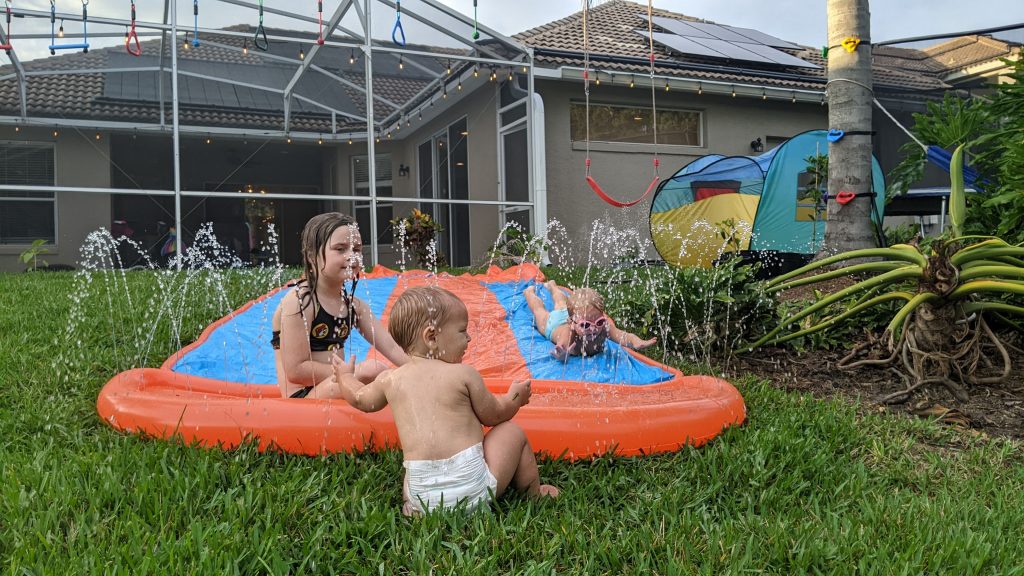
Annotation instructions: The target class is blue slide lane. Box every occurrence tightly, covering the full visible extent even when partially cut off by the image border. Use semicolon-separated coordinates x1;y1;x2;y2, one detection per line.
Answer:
172;277;670;386
171;277;399;385
484;281;672;385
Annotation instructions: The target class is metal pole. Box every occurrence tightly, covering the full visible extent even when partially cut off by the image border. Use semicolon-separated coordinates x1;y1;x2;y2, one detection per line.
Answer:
170;0;183;267
940;196;947;234
363;0;378;266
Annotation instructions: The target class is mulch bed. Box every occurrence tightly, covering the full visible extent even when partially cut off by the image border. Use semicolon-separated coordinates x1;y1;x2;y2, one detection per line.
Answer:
729;342;1024;440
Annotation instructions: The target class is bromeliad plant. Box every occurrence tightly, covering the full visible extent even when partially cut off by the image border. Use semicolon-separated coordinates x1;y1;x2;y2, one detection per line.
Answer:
747;145;1024;401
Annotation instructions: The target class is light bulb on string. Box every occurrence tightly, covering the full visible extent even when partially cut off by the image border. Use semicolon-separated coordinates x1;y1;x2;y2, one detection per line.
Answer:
349;49;356;65
58;20;64;38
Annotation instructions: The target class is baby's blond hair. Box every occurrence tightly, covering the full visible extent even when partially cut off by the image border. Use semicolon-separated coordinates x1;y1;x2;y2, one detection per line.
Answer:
388;286;465;351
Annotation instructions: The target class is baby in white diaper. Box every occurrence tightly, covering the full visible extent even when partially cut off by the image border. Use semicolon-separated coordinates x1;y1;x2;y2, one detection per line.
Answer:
333;285;559;515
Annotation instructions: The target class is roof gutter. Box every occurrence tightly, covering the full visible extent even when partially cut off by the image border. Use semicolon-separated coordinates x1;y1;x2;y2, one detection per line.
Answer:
532;46;825;84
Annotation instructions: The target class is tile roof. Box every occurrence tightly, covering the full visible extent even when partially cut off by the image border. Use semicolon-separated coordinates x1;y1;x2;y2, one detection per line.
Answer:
0;26;450;133
514;0;951;94
922;35;1019;72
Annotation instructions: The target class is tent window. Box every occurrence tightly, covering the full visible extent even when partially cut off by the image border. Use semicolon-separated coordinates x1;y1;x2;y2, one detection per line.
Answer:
795;171;826;222
569;103;701;147
0;142;56;245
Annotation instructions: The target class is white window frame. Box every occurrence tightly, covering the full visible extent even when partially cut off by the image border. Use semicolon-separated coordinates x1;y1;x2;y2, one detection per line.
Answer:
569;101;704;148
0;141;58;246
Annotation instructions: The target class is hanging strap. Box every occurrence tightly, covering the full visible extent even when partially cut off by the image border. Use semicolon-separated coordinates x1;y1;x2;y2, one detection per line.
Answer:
391;0;405;46
471;0;479;40
191;0;199;47
1;1;13;52
316;0;324;45
253;0;268;50
125;0;140;56
48;0;90;54
580;0;660;208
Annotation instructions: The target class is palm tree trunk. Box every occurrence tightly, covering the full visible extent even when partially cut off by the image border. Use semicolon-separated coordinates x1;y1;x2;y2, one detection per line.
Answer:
822;0;876;255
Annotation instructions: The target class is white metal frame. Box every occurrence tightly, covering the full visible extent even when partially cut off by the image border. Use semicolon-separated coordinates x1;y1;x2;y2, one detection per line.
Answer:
0;0;537;267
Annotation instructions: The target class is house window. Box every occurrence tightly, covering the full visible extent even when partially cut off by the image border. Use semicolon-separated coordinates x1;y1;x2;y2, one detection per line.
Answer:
569;103;702;146
0;142;56;244
352;155;394;245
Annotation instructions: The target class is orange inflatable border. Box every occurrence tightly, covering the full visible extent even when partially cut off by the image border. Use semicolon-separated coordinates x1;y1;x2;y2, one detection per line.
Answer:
97;264;746;459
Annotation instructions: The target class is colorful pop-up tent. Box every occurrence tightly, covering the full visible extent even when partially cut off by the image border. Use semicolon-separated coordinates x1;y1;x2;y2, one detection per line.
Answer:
649;130;886;269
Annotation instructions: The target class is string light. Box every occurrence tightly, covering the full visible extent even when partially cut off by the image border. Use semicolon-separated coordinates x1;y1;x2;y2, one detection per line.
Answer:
629;75;635;88
457;80;463;91
95;132;101;141
124;26;129;43
762;89;767;100
299;46;305;60
15;125;20;133
473;66;479;78
595;73;600;86
348;138;353;145
443;83;448;99
243;39;249;56
507;70;513;81
318;134;323;144
446;60;451;75
398;55;404;70
58;20;64;38
792;91;797;103
53;126;59;138
731;85;736;97
349;49;356;65
286;135;292;144
522;65;528;73
489;68;497;82
205;134;212;144
697;82;703;95
664;81;670;92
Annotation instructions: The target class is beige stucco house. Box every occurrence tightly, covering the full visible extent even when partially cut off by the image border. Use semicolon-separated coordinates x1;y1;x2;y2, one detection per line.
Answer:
1;0;1005;272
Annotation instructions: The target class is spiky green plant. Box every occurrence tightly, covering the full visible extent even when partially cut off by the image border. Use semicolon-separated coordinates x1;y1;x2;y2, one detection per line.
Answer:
747;145;1024;401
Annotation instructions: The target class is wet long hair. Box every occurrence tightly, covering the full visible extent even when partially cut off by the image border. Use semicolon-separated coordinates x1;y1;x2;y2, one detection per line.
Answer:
297;212;360;327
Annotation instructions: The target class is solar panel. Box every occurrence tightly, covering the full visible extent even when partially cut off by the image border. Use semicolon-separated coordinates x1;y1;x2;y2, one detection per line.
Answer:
650;16;717;39
689;37;775;63
735;42;820;68
640;16;818;69
640;31;727;59
682;21;753;43
726;26;802;49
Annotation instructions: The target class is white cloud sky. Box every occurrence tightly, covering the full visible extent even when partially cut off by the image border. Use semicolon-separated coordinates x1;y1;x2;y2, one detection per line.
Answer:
442;0;1024;47
3;0;1022;62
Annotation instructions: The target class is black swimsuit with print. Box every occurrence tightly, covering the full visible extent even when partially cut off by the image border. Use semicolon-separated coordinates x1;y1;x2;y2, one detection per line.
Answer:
271;286;356;398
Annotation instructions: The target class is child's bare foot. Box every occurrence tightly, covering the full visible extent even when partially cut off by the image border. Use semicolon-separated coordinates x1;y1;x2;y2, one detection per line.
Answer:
538;484;560;498
544;280;558;293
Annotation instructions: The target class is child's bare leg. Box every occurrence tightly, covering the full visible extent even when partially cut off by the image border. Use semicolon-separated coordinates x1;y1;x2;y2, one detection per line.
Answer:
545;281;569;309
483;422;559;498
523;285;551;333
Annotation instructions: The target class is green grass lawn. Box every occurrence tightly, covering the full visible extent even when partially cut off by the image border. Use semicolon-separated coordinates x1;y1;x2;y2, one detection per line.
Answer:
2;269;1023;574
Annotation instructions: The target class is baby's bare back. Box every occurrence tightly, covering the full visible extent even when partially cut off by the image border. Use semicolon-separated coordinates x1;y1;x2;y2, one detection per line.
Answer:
386;360;486;461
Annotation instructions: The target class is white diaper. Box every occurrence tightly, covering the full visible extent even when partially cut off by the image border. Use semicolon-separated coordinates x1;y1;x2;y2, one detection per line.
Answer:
403;443;498;514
